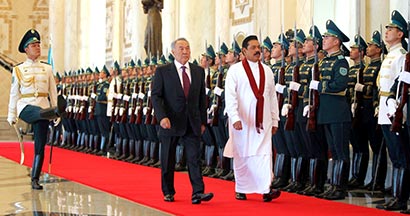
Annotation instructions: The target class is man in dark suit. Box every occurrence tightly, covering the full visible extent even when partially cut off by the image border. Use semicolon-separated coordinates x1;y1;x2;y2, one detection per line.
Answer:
151;38;214;204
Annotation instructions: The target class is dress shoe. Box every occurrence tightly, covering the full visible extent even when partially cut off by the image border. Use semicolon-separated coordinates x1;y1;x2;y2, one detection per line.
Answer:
401;209;410;214
376;198;408;211
262;189;281;202
235;192;247;200
323;188;346;200
164;194;174;202
32;180;43;190
315;186;335;199
191;193;214;204
175;163;186;171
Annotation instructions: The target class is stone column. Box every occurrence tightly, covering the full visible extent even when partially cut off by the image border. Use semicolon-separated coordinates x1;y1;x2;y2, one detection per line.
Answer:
49;0;65;74
178;0;215;61
64;0;79;71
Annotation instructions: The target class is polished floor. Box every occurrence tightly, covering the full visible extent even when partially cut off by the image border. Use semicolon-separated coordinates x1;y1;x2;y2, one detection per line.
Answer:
0;156;170;216
0;154;403;215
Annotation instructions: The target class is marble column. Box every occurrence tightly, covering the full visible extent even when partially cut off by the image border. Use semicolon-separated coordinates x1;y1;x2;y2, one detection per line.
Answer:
64;0;79;70
49;0;65;74
178;0;216;61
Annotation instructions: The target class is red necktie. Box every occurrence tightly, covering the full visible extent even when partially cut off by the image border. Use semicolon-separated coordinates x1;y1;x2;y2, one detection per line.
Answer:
181;66;190;98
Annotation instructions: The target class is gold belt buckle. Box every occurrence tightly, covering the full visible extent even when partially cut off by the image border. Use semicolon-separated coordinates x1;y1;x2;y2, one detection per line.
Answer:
34;91;38;98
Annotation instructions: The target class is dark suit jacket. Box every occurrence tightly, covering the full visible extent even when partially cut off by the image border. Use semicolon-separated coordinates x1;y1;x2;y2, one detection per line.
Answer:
152;62;206;137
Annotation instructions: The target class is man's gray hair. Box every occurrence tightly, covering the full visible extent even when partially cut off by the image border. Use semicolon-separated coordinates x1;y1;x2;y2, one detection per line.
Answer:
171;37;189;49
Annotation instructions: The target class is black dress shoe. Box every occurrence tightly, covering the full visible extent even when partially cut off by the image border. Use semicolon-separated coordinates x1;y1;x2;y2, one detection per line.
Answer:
263;189;281;202
401;209;410;214
191;193;214;204
164;194;174;202
32;180;43;190
235;192;247;200
376;198;408;211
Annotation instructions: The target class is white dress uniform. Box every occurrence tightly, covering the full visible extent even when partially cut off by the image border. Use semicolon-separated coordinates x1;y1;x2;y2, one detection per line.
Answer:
377;43;406;125
8;58;57;123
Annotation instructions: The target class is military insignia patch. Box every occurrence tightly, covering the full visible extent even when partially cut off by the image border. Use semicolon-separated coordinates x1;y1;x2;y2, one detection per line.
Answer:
338;55;344;60
339;67;348;76
103;88;107;93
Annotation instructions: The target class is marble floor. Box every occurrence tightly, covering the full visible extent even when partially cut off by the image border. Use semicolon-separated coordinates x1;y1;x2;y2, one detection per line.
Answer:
0;155;403;215
0;157;170;216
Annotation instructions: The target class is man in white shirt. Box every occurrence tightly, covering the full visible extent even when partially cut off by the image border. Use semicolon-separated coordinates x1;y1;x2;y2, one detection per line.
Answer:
224;35;281;202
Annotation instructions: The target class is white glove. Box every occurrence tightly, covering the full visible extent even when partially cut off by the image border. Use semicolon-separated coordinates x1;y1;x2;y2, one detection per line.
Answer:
303;105;310;117
354;83;365;92
53;118;61;126
374;106;379;117
289;81;301;92
351;103;357;117
387;99;397;118
7;117;16;126
275;83;286;94
399;71;410;84
281;104;292;117
309;80;320;90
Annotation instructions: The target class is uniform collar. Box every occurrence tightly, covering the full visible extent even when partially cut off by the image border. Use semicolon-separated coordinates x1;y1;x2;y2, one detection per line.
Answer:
388;43;402;52
25;58;39;64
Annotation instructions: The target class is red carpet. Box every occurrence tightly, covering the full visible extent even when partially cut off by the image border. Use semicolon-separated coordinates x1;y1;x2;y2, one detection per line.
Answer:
0;142;401;216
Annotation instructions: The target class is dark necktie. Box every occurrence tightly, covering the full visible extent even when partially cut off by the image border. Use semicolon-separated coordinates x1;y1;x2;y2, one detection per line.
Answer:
181;66;190;98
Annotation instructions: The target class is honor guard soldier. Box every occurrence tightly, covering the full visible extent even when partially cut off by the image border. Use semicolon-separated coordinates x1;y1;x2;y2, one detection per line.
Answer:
209;42;230;178
261;36;273;66
201;45;218;175
281;29;307;193
116;63;131;160
96;66;111;155
361;30;387;191
123;60;139;161
142;56;160;166
107;61;122;155
130;60;145;163
299;26;328;196
309;20;351;200
8;29;66;189
347;35;368;189
135;58;151;164
88;67;101;153
218;40;241;180
376;10;410;211
271;34;291;189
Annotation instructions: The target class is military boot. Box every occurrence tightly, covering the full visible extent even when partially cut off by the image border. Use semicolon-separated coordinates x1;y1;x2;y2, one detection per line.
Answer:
137;140;151;164
131;140;143;163
377;168;408;211
31;154;45;190
125;139;136;161
324;160;349;200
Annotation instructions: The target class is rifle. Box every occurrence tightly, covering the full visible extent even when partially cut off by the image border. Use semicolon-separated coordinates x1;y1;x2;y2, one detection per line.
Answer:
307;24;320;132
110;76;118;123
145;78;154;125
285;25;300;131
115;78;124;123
79;81;88;120
135;76;146;124
120;79;131;123
129;77;140;124
277;32;286;111
88;77;97;120
210;41;224;126
352;44;365;129
391;21;410;132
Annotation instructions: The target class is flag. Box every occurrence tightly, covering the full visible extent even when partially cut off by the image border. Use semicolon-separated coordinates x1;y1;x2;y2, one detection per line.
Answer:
47;43;54;71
